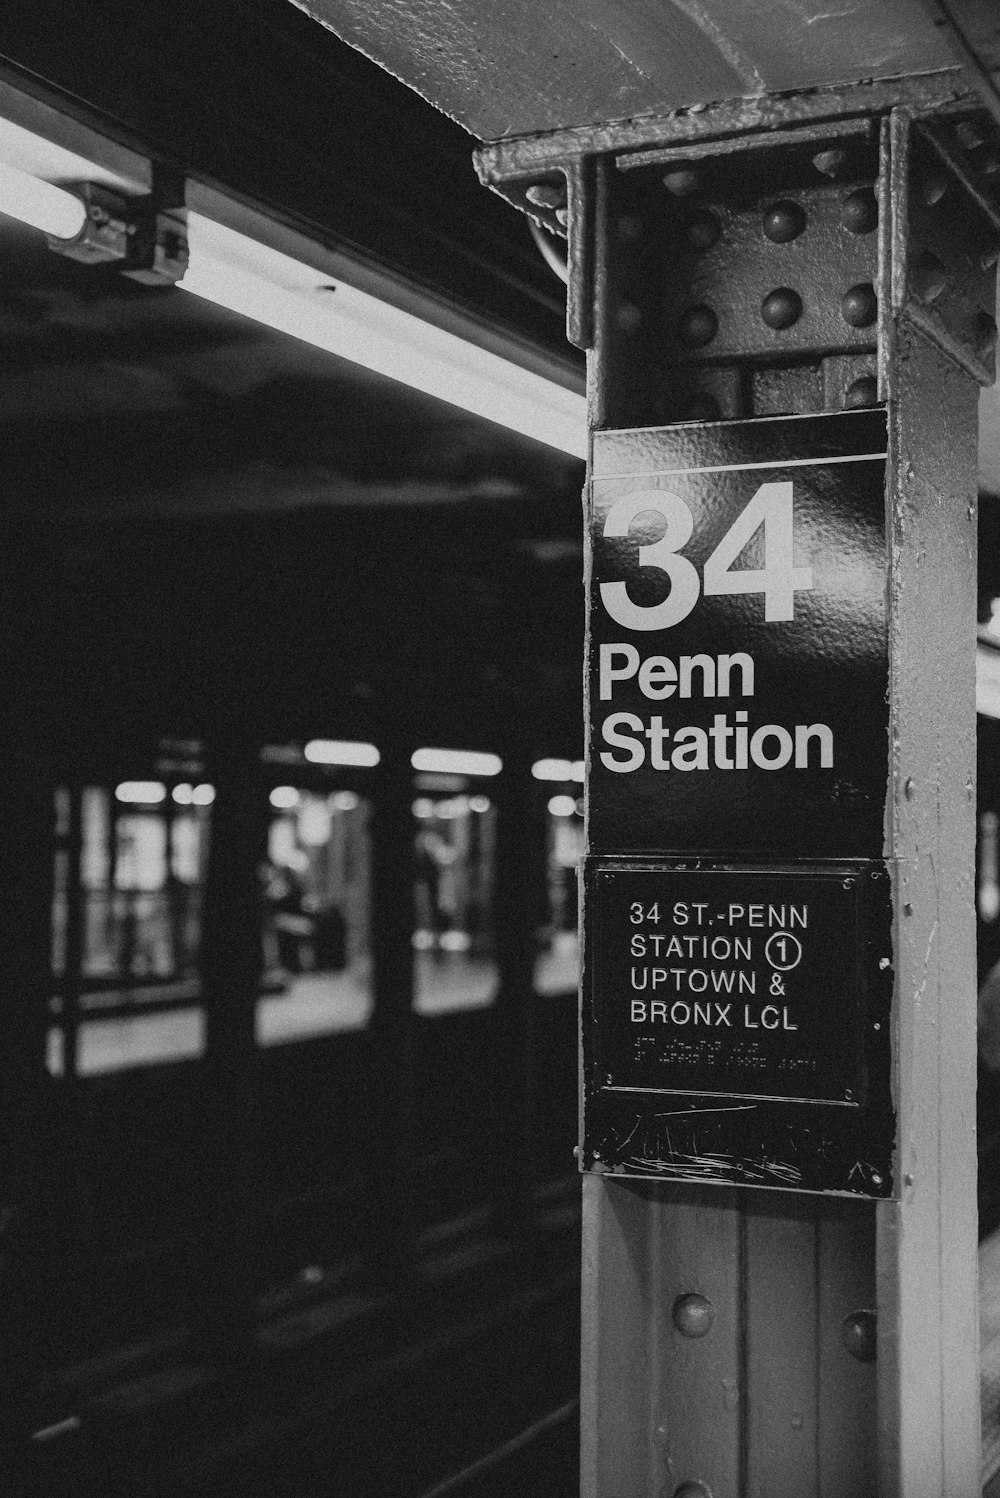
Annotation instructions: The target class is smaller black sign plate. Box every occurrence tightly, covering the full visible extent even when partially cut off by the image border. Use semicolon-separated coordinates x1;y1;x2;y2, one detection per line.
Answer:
593;865;863;1105
582;857;895;1197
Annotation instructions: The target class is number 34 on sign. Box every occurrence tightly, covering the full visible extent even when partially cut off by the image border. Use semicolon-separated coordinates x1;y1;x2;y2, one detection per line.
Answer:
600;480;812;630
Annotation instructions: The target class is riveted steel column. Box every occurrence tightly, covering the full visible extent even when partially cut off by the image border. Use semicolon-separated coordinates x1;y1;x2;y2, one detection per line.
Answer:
875;107;990;1495
478;84;998;1497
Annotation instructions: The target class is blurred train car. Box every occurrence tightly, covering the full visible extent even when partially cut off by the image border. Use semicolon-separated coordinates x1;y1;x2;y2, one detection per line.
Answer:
0;4;590;1493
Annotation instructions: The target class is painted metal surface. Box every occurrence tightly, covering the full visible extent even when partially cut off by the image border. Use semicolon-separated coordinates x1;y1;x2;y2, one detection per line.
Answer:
293;0;952;140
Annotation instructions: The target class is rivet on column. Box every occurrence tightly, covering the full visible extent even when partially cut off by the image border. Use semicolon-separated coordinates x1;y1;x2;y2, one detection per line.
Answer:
672;1292;716;1337
845;375;878;409
922;170;949;207
913;250;948;304
678;304;718;347
762;200;806;243
842;1309;877;1363
813;148;849;178
663;168;701;198
525;181;566;209
761;287;802;329
841;282;877;328
955;119;986;153
841;188;878;234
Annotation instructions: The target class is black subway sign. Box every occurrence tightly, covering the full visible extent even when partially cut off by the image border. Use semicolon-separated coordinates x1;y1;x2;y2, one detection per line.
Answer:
582;412;895;1197
586;410;889;858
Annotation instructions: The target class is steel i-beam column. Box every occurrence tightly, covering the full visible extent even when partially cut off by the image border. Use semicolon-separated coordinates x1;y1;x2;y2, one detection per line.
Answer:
480;89;1000;1496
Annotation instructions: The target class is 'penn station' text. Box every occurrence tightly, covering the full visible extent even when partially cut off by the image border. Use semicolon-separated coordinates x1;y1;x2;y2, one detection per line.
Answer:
597;644;833;775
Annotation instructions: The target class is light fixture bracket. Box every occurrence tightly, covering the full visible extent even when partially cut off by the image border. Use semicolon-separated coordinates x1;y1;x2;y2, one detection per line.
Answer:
46;175;188;285
46;180;132;264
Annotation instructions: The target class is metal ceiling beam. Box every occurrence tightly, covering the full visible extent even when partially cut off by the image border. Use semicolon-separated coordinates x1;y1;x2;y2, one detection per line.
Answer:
292;0;957;141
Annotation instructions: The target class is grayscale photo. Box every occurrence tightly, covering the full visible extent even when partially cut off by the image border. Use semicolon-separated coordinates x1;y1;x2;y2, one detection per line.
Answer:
0;3;997;1495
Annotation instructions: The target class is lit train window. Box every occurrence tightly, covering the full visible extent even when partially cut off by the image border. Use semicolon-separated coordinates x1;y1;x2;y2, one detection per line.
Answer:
413;789;497;1014
257;786;373;1043
535;788;583;995
48;782;210;1078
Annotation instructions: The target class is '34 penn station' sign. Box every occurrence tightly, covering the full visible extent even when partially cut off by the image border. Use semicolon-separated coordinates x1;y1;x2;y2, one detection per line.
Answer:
581;410;896;1197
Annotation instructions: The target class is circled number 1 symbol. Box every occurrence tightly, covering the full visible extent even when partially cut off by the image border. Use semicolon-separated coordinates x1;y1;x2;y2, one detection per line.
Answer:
765;932;802;972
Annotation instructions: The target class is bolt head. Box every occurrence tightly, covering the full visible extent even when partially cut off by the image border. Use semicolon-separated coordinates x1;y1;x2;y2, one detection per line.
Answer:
914;250;948;305
813;148;849;179
525;181;566;210
841;282;877;328
844;375;878;409
762;200;806;243
663;168;701;197
956;119;986;153
842;1309;877;1362
922;170;949;207
672;1293;715;1338
677;303;718;347
673;1483;713;1498
761;287;803;330
841;188;878;235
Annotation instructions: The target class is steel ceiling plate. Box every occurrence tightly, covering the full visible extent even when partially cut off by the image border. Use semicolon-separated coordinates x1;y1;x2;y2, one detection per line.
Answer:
292;0;953;141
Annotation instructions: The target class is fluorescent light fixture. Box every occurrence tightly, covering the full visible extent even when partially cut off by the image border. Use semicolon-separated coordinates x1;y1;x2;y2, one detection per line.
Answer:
532;757;585;782
547;794;578;818
411;748;502;777
0;160;86;238
116;781;167;805
0;112;585;454
979;642;1000;718
269;785;300;810
304;738;380;767
181;214;586;459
